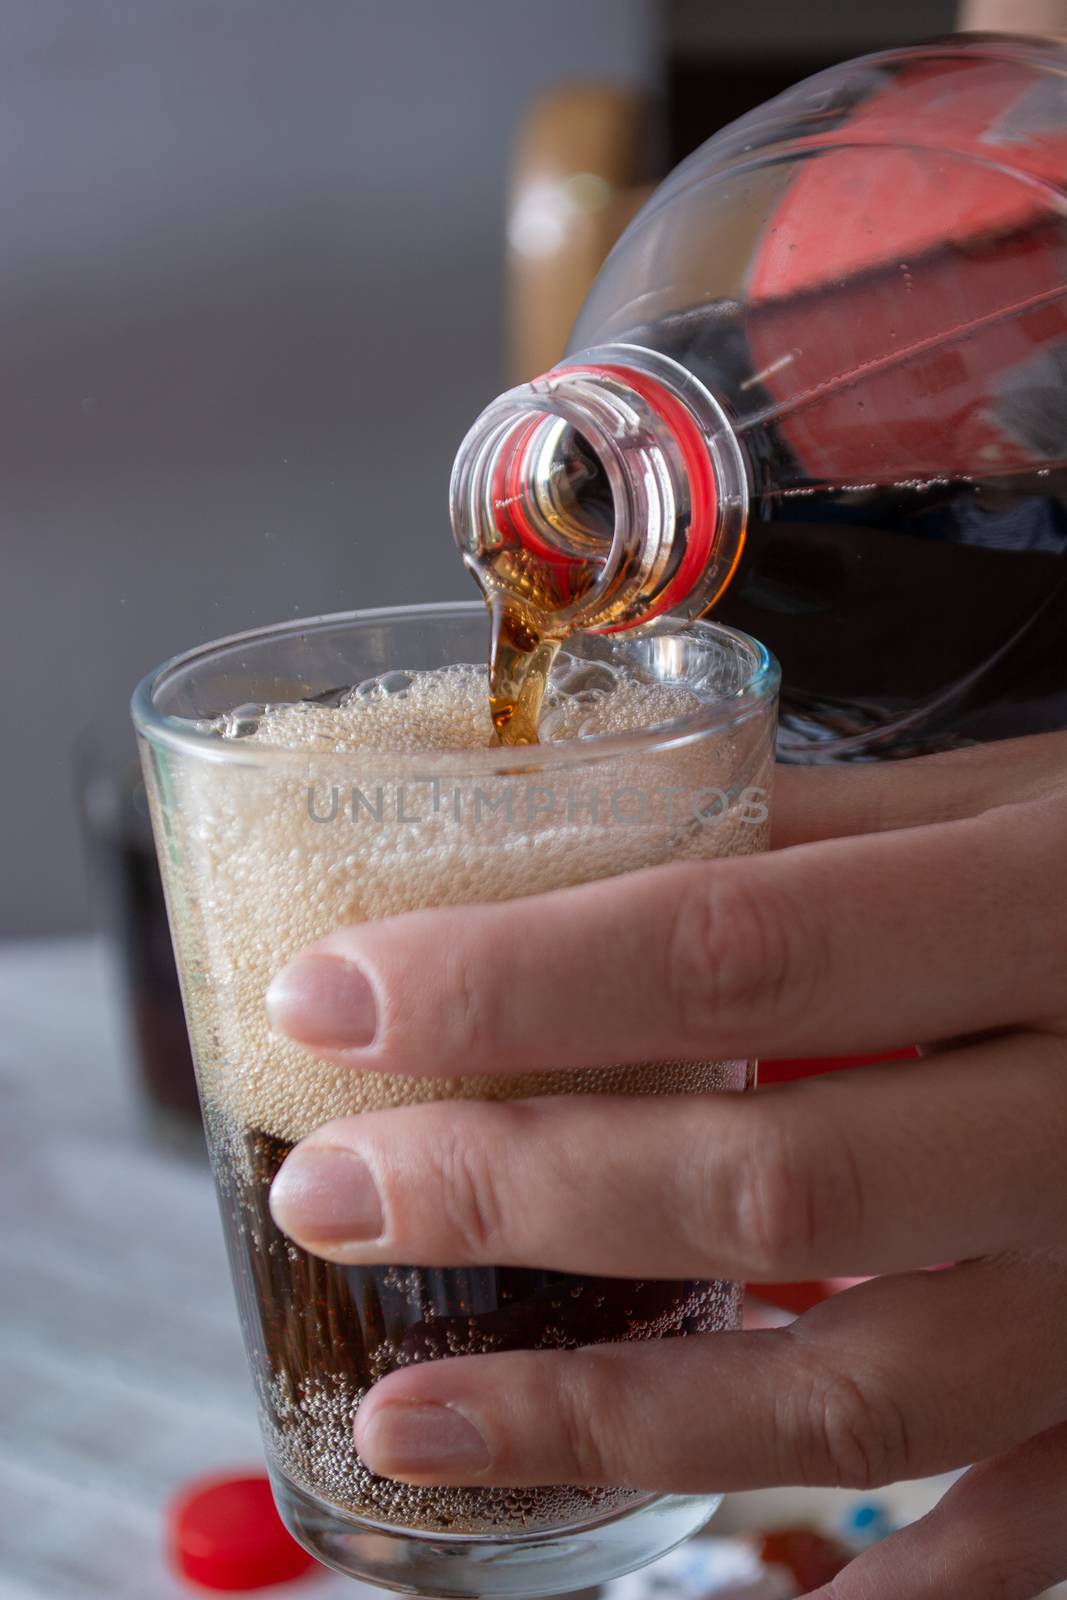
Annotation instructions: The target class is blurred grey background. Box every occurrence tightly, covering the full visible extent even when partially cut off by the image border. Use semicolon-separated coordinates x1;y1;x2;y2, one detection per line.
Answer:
1;0;952;937
1;0;655;936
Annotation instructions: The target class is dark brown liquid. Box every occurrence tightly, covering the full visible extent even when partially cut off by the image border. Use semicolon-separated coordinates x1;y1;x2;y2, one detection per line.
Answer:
222;1124;740;1534
472;425;647;745
481;536;649;748
488;604;562;746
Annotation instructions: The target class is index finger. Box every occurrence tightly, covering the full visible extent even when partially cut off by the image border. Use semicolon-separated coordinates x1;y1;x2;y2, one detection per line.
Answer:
265;793;1066;1075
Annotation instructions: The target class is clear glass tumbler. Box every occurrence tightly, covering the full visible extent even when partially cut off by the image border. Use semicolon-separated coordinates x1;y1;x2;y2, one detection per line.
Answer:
132;602;779;1598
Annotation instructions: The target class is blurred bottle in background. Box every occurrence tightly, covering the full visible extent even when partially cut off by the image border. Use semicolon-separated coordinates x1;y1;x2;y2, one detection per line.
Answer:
76;715;203;1154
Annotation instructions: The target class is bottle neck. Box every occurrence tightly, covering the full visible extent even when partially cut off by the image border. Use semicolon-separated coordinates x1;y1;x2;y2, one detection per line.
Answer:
449;344;747;634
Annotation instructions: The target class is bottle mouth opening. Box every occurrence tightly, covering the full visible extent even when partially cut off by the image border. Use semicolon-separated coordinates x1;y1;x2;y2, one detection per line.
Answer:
450;345;748;636
565;358;723;631
452;376;649;630
487;409;620;614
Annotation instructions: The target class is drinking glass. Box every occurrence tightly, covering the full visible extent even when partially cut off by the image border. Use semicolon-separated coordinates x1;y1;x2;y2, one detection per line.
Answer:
132;602;779;1597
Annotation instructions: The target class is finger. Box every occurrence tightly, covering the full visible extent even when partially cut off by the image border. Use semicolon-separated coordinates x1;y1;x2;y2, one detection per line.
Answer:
806;1421;1067;1600
270;1034;1067;1278
265;797;1066;1073
771;731;1067;849
352;1254;1067;1492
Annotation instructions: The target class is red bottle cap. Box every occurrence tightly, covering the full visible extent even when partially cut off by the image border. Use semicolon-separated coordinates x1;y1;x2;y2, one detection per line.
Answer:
759;1527;852;1590
168;1473;318;1591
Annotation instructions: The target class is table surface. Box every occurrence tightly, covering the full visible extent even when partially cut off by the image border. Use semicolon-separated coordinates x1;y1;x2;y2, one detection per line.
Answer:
0;937;365;1600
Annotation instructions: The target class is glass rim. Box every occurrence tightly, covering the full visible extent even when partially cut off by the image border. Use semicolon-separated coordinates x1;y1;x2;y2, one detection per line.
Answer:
131;600;780;774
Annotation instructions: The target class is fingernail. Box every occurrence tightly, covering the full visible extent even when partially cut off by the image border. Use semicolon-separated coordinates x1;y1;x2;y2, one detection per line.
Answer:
266;952;377;1049
358;1403;490;1479
271;1145;384;1243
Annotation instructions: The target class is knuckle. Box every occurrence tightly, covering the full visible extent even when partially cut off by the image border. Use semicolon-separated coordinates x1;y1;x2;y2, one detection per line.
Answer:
451;962;494;1063
792;1356;912;1490
433;1107;512;1258
410;933;503;1070
730;1122;816;1279
665;865;822;1049
553;1350;621;1485
730;1105;866;1279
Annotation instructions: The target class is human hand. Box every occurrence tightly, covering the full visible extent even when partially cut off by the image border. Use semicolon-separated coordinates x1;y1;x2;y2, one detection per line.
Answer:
267;732;1067;1600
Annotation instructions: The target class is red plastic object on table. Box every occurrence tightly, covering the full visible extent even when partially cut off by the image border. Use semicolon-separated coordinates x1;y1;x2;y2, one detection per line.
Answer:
759;1526;853;1590
168;1473;318;1591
